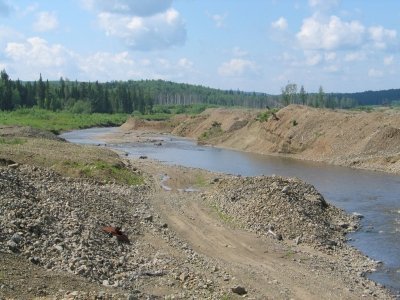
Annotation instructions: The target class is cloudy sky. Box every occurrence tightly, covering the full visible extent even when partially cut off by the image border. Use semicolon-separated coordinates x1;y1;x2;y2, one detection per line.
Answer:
0;0;399;94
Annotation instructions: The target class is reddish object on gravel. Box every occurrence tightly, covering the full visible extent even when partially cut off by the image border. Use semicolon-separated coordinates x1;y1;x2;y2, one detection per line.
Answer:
101;226;130;243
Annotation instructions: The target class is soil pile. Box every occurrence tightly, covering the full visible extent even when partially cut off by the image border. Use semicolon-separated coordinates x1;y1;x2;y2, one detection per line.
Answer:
203;176;356;247
0;125;63;141
0;165;230;298
167;105;400;174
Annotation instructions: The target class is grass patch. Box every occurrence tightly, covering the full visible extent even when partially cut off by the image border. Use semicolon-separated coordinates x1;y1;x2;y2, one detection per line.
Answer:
194;173;208;188
256;108;279;122
0;107;128;132
0;137;26;145
210;203;235;225
198;121;223;143
62;160;143;185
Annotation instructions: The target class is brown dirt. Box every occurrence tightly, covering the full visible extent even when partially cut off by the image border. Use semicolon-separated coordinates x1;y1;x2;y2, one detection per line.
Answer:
0;125;396;299
167;105;400;174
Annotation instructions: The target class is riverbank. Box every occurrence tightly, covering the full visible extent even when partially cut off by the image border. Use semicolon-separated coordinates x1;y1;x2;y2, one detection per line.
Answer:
0;125;397;299
113;105;400;175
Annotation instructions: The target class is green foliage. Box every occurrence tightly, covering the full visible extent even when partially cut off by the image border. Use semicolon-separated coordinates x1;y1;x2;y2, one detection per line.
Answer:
62;160;143;185
350;106;374;112
292;119;298;126
67;100;92;114
0;137;26;145
0;107;128;132
256;108;279;122
199;121;223;142
210;203;235;225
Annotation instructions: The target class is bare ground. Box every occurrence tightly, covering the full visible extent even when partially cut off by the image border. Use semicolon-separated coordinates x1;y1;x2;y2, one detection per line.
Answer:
0;126;397;299
170;105;400;175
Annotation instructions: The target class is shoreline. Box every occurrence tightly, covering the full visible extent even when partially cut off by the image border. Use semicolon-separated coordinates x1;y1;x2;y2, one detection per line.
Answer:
1;125;398;299
99;125;400;177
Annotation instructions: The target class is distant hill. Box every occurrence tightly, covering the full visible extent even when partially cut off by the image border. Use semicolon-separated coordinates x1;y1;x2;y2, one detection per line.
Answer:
329;89;400;106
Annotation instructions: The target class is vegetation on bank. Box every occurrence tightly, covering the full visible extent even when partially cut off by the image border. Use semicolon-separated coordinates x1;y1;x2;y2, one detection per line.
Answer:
0;108;128;133
62;160;143;185
1;69;400;121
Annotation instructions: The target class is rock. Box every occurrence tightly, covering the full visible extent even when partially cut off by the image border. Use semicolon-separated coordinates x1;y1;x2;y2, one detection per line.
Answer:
352;212;364;219
29;257;40;265
144;215;153;222
139;156;148;159
231;286;247;295
54;245;63;251
179;272;189;282
102;280;110;286
7;240;18;252
281;186;290;193
8;163;19;169
11;233;22;244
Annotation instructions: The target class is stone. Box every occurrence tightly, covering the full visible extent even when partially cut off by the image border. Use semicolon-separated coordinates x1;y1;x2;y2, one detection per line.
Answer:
281;186;290;193
144;215;153;222
7;240;18;252
179;272;189;282
231;286;247;295
11;233;22;244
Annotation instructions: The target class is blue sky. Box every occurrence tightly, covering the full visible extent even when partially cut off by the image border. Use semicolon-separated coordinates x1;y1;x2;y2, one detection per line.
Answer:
0;0;399;94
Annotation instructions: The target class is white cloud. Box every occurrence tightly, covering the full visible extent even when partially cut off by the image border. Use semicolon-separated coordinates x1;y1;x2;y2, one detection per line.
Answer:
344;51;366;62
297;15;365;50
4;37;76;79
384;55;394;66
324;65;339;73
178;58;193;69
369;26;397;49
271;17;288;30
368;68;383;78
218;58;259;77
85;0;186;51
98;8;186;50
324;52;336;61
79;51;140;80
33;11;59;32
305;52;322;66
5;37;71;68
210;13;227;28
82;0;172;16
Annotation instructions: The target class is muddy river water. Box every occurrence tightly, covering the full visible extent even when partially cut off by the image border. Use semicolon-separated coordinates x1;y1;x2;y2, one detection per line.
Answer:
61;127;400;294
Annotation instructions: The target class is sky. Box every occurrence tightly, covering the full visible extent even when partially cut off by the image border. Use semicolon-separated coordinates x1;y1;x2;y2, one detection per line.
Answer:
0;0;399;94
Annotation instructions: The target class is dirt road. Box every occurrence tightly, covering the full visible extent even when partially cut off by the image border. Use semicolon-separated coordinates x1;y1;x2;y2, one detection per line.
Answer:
140;160;392;299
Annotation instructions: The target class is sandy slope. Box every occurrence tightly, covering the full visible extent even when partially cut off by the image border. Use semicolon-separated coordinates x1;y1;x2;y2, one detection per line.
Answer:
168;105;400;174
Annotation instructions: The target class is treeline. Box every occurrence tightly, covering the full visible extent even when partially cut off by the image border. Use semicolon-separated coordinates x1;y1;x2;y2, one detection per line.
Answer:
134;80;279;108
281;83;400;109
281;84;358;109
0;70;278;113
2;69;399;113
331;89;400;106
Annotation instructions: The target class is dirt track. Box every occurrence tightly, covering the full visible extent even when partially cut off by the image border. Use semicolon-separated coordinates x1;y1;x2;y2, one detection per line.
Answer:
0;125;397;299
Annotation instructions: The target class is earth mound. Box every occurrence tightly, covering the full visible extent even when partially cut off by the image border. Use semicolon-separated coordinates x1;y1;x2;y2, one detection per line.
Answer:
204;176;356;247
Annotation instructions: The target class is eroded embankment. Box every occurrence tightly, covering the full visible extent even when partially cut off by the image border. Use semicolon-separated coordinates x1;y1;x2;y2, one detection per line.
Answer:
168;105;400;174
0;126;396;299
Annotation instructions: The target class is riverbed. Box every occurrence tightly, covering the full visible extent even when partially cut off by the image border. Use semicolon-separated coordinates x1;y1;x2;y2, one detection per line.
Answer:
61;127;400;294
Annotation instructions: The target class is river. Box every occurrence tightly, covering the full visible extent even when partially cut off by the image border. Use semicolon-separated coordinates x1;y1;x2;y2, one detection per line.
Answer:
61;127;400;294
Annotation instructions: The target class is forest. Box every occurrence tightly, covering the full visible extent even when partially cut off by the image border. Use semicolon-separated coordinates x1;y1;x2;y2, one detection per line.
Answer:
0;70;399;114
